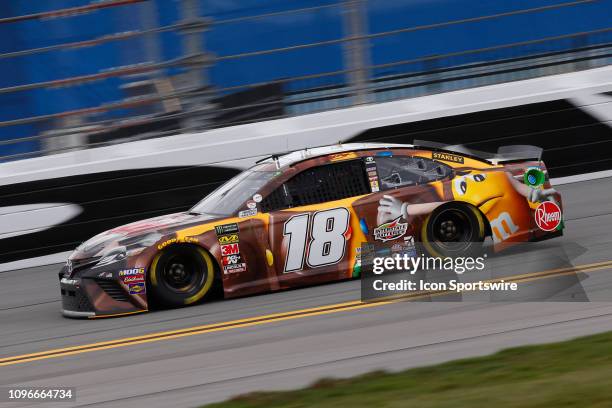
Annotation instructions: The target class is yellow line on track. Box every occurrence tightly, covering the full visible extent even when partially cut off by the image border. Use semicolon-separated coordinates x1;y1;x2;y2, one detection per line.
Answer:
1;259;611;367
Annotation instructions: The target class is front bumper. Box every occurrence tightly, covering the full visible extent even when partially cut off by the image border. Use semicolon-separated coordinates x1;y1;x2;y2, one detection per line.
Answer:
60;277;96;318
58;262;148;318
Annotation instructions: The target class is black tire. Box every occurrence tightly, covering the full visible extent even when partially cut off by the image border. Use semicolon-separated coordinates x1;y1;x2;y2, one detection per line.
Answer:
148;245;215;308
421;203;485;258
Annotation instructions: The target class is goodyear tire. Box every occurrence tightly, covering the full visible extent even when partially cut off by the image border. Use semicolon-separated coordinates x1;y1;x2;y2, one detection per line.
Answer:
148;245;215;308
421;203;485;258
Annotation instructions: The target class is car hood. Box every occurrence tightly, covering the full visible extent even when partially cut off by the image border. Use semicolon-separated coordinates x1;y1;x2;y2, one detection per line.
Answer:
70;211;221;260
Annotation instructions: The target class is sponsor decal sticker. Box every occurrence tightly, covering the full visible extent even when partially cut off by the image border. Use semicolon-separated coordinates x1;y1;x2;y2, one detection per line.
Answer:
218;234;239;244
354;246;362;267
157;236;197;250
222;254;247;274
239;209;257;218
535;201;562;231
217;236;248;274
253;193;263;203
215;223;239;235
366;161;380;193
221;243;240;256
246;200;257;209
122;275;145;283
119;267;145;277
128;282;146;295
373;217;408;242
432;152;464;164
330;152;358;162
119;268;146;284
390;236;417;257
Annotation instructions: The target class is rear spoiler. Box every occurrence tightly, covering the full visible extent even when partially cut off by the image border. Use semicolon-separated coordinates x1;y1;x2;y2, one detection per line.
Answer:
413;140;542;165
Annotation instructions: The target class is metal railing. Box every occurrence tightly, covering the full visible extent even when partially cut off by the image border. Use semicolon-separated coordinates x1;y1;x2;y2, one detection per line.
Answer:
0;0;609;161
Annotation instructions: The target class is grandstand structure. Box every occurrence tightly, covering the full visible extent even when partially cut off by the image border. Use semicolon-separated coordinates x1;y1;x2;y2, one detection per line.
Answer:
0;0;610;160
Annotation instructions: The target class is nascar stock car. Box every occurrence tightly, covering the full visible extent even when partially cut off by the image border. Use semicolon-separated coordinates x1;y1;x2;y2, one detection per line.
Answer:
59;141;564;317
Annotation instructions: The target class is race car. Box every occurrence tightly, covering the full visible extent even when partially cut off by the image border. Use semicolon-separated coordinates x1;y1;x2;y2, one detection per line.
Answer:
59;142;564;318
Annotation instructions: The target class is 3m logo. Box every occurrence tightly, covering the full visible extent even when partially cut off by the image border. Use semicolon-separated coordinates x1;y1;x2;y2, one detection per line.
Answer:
490;212;519;243
218;234;239;244
432;152;464;164
221;243;240;256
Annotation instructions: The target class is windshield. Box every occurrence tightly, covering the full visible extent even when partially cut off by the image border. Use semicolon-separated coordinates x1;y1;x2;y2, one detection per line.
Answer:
190;170;277;216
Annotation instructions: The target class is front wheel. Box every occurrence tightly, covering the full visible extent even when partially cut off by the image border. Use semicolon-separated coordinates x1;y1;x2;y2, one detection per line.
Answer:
421;203;485;258
148;245;216;308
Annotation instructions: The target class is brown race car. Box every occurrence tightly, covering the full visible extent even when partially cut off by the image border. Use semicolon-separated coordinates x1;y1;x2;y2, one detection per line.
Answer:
59;142;564;318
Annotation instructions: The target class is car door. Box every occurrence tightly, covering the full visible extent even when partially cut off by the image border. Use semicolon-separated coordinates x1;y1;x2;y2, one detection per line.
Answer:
351;154;453;245
261;159;371;288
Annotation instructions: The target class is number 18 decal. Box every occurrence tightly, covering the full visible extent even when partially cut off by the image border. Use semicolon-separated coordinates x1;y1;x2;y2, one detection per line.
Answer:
283;207;350;272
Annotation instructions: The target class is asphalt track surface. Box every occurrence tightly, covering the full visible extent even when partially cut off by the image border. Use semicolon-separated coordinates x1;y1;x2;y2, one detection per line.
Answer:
1;177;612;408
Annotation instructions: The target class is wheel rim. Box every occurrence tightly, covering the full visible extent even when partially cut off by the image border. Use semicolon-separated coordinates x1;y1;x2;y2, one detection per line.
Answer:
160;253;205;294
430;208;473;251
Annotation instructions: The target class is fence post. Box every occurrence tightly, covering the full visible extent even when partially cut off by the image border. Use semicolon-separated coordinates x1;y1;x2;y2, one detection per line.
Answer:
178;0;214;130
342;0;371;105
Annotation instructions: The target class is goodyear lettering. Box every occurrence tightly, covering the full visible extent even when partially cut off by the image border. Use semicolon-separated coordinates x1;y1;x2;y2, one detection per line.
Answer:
157;236;198;250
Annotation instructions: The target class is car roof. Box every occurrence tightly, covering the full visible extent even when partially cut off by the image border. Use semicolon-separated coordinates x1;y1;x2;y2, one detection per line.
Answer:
258;142;411;169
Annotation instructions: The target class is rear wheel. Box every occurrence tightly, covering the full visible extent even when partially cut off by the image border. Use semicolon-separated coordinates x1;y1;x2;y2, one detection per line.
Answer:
148;245;215;308
421;203;485;257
